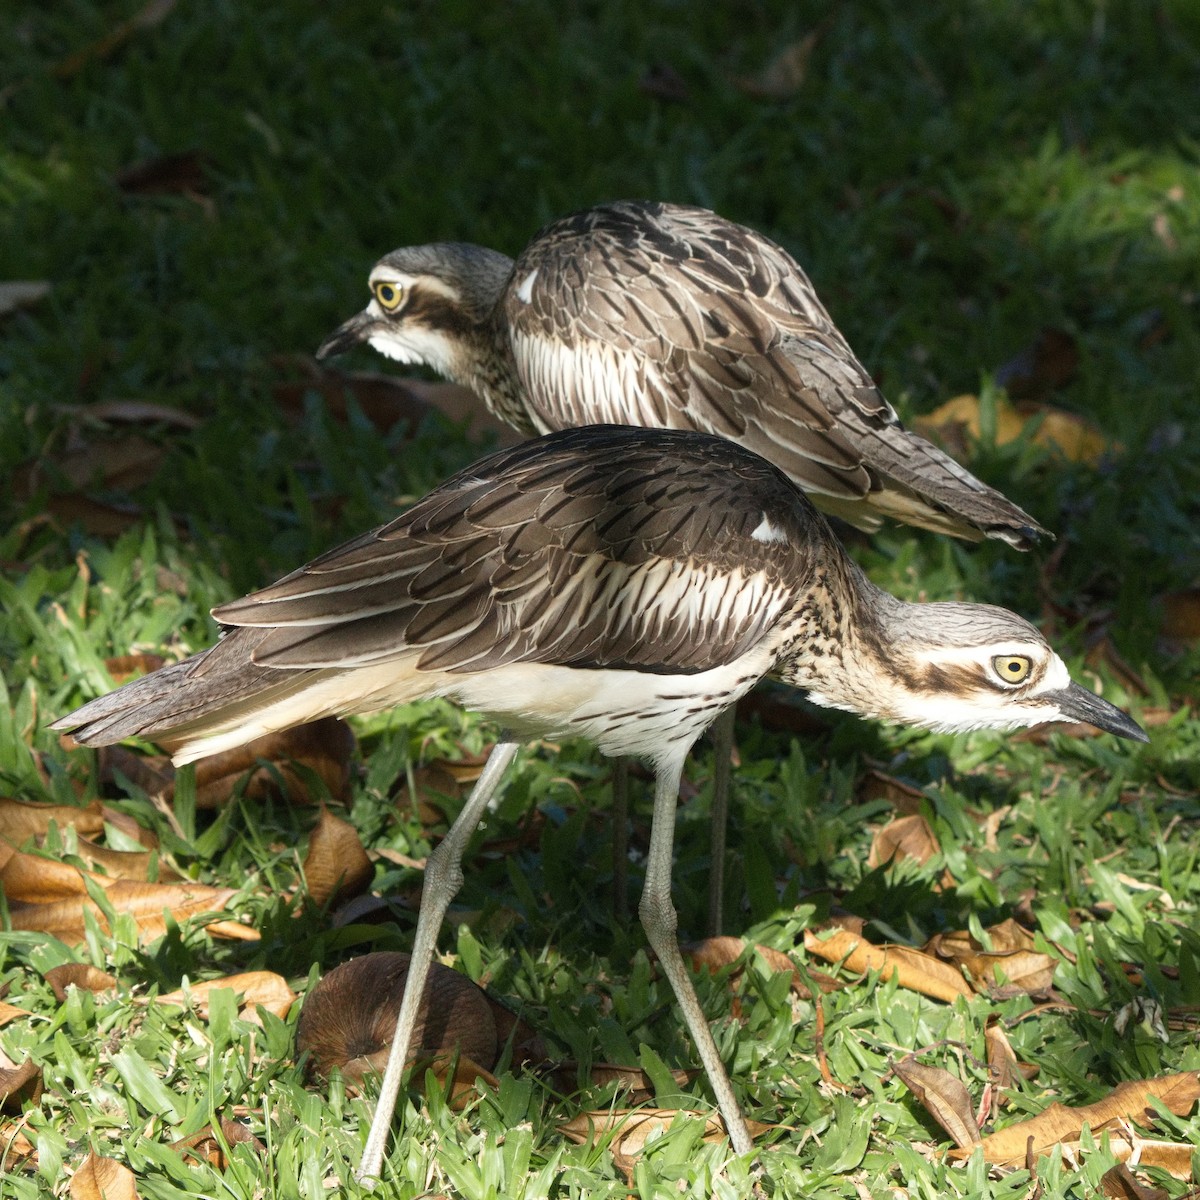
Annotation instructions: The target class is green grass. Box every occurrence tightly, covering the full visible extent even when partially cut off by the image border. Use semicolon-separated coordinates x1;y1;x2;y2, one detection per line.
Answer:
3;2;1200;1196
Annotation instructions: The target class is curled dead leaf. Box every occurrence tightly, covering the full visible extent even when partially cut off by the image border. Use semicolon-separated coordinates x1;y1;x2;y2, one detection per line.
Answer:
867;813;941;870
44;964;119;1001
0;797;106;844
893;1058;981;1149
684;936;842;1000
301;808;372;906
951;1071;1200;1166
68;1151;140;1200
925;920;1056;996
0;1057;43;1113
857;769;926;815
803;927;973;1003
296;952;499;1085
914;393;1112;466
0;1001;28;1028
153;972;296;1023
13;435;165;501
170;1117;265;1168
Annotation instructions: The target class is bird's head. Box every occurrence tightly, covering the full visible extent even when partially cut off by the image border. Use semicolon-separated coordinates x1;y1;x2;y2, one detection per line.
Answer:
800;596;1148;742
317;243;514;374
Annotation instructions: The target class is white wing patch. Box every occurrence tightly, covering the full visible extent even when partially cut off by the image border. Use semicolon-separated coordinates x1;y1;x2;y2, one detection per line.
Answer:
516;269;539;303
751;514;788;545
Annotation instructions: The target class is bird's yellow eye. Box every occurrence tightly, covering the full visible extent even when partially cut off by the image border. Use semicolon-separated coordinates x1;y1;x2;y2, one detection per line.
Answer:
993;655;1032;684
373;281;403;311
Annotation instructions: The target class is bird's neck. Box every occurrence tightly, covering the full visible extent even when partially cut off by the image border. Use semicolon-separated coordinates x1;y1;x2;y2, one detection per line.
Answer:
778;558;922;721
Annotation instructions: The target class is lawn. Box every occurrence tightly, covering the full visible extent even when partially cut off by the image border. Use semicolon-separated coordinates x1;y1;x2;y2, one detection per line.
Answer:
2;3;1199;1197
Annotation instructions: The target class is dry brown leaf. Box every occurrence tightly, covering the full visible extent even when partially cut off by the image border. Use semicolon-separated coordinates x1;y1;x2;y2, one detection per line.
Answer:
1101;1138;1194;1182
153;972;296;1022
296;952;499;1084
893;1058;981;1149
302;808;372;906
116;151;209;197
914;393;1111;466
580;1062;698;1105
68;839;181;883
69;1152;140;1200
103;653;167;683
1100;1161;1171;1199
953;1072;1200;1166
394;763;464;826
0;1121;36;1166
984;1019;1021;1095
44;964;118;1001
867;813;941;870
557;1107;772;1153
0;1058;43;1112
1159;588;1200;641
76;401;201;431
13;435;165;500
0;1001;28;1028
925;921;1056;996
52;0;177;80
8;877;252;943
170;1117;265;1168
0;797;106;844
43;493;149;537
734;28;824;98
996;328;1081;398
274;356;518;445
685;935;841;999
857;769;926;815
0;281;51;317
803;927;973;1003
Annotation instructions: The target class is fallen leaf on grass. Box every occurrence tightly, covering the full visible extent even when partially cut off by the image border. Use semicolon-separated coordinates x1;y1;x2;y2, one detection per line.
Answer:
566;1062;698;1107
68;1152;140;1200
1101;1162;1171;1199
153;972;296;1023
0;1122;36;1167
0;1002;28;1028
103;653;167;683
8;875;254;943
0;797;106;844
914;393;1112;466
893;1058;980;1149
558;1108;772;1177
51;0;177;81
116;151;209;197
67;839;181;883
951;1071;1200;1166
924;919;1056;996
97;719;356;809
296;952;501;1084
685;936;842;1001
0;281;51;317
274;357;519;445
803;927;973;1003
44;964;118;1001
301;809;372;906
72;401;201;432
868;813;943;870
734;32;822;98
41;494;150;538
996;328;1081;398
857;769;926;815
170;1117;265;1169
0;1058;43;1112
985;1019;1037;1096
1101;1141;1194;1184
1159;588;1200;641
13;434;165;500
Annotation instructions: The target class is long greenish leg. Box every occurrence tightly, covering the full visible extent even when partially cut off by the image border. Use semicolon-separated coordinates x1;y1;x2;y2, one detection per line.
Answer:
638;749;753;1156
357;741;520;1185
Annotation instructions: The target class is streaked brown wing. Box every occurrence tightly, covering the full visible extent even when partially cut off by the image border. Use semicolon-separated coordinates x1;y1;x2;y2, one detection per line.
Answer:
212;427;820;677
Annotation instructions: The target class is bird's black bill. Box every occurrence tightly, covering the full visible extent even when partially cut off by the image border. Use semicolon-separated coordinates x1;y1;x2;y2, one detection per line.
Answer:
316;311;373;360
1047;681;1149;742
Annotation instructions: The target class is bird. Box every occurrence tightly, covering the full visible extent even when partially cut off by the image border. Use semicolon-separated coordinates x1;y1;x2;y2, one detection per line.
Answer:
54;426;1142;1182
316;199;1050;932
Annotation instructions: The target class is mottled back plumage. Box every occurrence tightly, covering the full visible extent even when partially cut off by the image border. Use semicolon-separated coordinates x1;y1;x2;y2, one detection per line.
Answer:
320;200;1048;548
